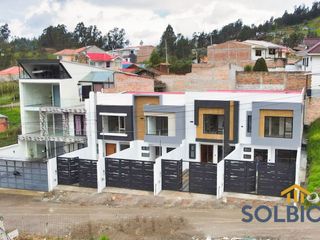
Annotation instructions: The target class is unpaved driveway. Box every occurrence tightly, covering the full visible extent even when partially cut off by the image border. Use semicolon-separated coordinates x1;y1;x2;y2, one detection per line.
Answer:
0;191;319;240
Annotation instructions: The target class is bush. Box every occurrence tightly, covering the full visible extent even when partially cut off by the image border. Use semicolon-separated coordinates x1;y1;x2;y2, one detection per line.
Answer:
253;58;268;72
307;119;320;192
244;65;253;72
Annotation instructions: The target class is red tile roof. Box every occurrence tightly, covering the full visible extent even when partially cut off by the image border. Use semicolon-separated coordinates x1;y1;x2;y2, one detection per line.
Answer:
303;38;320;49
87;53;114;62
0;66;20;75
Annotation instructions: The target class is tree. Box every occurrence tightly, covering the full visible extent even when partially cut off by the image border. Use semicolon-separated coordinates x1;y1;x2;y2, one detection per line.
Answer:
159;24;177;58
283;32;304;48
73;22;103;47
38;24;75;50
0;23;10;42
148;49;162;67
175;34;192;59
102;27;129;50
253;58;268;72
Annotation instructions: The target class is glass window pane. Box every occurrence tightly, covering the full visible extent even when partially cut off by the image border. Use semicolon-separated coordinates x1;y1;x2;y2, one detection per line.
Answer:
108;116;119;133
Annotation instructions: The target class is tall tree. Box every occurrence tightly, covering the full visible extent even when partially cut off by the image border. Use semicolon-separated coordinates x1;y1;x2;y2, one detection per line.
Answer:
73;22;103;47
159;24;177;58
102;27;129;50
38;24;75;50
0;23;10;42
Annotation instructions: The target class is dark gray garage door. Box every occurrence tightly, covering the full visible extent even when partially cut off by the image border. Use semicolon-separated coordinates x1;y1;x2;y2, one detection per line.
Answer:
0;159;48;191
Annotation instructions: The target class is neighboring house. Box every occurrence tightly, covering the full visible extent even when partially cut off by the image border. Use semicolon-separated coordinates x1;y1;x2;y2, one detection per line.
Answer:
61;89;303;196
0;66;20;81
0;114;8;132
121;63;161;78
78;71;155;100
299;41;320;95
108;45;155;63
86;53;123;70
54;46;123;70
207;40;289;70
54;45;105;62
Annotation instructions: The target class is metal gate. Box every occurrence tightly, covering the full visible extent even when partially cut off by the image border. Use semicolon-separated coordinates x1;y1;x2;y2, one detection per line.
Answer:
162;159;182;191
257;160;296;196
0;159;48;191
57;157;79;185
189;162;217;195
105;158;154;191
224;160;256;194
78;159;97;188
57;157;97;188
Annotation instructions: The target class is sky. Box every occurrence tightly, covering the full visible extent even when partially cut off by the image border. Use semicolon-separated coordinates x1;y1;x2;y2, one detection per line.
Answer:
0;0;315;45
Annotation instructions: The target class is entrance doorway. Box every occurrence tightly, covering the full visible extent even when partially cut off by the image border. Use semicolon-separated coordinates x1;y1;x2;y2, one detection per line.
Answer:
106;143;117;156
254;149;268;162
200;145;213;163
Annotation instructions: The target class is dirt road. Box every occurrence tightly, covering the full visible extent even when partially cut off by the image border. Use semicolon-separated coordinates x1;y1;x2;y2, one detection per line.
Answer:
0;191;319;240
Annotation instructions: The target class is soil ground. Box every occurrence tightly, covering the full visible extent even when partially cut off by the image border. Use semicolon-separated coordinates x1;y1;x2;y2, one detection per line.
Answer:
0;189;319;240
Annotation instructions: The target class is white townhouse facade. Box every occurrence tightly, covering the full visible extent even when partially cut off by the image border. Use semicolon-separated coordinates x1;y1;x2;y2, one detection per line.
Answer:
77;90;305;197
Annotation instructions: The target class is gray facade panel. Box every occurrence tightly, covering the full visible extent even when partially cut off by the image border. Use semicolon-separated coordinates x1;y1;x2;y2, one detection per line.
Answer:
251;102;303;148
143;105;185;145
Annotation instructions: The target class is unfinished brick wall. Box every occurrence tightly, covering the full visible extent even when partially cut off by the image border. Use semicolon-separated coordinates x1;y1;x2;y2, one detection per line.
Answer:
236;71;310;91
207;41;252;67
0;118;8;133
305;97;320;125
156;64;237;92
137;45;155;63
102;73;154;93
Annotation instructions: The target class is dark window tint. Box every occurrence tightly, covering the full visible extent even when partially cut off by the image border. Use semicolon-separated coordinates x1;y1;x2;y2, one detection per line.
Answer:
189;144;196;159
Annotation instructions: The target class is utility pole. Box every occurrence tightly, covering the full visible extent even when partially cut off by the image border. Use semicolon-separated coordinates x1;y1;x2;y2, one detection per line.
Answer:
165;39;168;64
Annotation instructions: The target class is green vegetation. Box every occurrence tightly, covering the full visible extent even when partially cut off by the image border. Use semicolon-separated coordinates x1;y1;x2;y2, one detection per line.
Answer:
98;236;110;240
244;65;253;72
0;107;20;147
0;81;19;105
253;58;268;72
307;119;320;192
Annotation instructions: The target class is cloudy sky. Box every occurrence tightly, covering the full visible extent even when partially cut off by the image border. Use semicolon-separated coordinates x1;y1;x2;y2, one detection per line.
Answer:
0;0;315;45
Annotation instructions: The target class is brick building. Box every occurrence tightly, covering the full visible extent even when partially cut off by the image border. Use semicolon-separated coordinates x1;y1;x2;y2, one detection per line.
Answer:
0;114;8;133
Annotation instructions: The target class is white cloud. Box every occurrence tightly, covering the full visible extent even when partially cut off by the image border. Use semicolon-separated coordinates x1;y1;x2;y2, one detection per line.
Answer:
0;0;315;45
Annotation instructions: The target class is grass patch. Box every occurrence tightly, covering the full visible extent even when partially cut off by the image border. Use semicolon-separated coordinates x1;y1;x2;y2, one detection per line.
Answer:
307;119;320;192
0;107;21;147
0;93;19;105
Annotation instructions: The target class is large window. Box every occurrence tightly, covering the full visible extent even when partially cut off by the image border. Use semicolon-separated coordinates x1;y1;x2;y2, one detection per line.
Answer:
102;116;126;134
146;116;168;136
247;114;252;134
203;114;224;134
264;116;293;138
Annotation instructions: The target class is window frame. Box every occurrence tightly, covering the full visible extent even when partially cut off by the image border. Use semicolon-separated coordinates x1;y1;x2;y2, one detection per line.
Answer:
203;114;224;135
146;116;169;136
102;115;126;134
255;49;262;56
264;116;293;139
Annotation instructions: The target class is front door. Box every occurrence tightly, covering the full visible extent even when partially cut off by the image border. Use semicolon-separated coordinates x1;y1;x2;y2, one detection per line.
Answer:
200;145;213;163
106;143;117;156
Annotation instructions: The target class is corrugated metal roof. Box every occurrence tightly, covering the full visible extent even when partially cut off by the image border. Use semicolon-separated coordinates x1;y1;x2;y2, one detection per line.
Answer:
80;71;114;83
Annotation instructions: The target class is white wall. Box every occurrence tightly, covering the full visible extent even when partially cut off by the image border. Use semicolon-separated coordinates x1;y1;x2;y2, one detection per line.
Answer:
47;157;57;191
153;158;162;195
97;92;133;105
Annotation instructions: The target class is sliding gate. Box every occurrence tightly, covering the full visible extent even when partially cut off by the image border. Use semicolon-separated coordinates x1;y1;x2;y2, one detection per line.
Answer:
161;159;217;195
